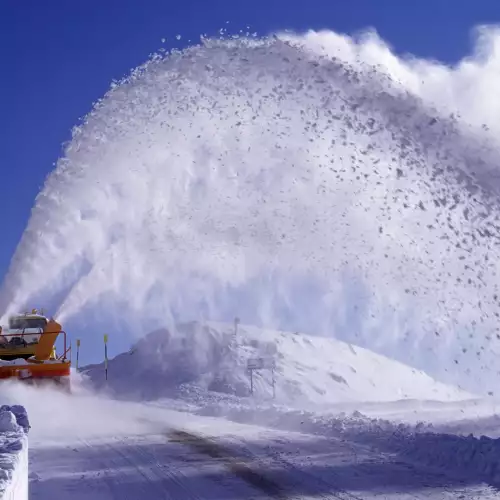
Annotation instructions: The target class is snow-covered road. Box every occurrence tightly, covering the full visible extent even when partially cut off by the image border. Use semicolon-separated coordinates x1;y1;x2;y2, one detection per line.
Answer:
22;388;499;499
29;433;264;499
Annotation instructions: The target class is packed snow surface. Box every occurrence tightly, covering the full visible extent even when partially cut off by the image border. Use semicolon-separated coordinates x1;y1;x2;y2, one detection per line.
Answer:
1;378;500;499
83;321;474;404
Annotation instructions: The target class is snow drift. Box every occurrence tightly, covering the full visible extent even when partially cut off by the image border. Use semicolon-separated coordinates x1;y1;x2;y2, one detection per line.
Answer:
0;405;29;500
82;321;473;404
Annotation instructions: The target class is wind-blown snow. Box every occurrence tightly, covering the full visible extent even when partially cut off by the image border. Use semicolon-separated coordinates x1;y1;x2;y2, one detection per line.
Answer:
2;27;500;396
0;405;29;500
82;321;473;404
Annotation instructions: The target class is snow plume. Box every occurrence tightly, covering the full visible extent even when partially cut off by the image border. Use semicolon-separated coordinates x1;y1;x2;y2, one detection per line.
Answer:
2;26;500;394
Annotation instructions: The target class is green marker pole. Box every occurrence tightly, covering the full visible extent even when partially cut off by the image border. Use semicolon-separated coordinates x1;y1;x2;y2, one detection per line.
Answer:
104;334;109;381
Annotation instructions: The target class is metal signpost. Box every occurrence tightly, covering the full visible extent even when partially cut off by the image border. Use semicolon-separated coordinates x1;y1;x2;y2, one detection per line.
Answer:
246;356;276;398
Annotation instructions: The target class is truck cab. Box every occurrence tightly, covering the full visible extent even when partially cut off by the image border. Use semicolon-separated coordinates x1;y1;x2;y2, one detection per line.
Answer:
0;310;48;360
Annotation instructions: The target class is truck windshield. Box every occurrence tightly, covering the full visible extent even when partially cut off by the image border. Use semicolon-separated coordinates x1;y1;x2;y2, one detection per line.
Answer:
8;317;47;331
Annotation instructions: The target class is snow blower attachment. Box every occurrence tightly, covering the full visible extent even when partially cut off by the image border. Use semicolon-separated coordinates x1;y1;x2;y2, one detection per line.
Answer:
0;310;71;392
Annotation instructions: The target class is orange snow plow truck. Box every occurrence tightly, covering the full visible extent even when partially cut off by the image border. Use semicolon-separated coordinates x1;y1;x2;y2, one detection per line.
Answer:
0;310;71;392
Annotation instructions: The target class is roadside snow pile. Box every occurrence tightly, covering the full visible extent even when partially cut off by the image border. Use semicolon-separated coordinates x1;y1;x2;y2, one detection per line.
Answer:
82;321;473;404
391;431;500;486
336;415;500;488
0;405;29;500
156;391;434;438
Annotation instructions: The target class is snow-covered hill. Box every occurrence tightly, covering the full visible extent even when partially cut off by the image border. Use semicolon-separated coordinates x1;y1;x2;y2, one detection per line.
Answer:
82;321;473;404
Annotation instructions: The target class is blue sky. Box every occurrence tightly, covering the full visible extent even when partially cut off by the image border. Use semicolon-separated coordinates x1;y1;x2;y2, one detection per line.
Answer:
1;0;499;295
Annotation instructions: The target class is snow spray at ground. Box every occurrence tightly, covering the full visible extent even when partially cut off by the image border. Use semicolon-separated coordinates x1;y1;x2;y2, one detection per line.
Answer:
2;27;500;392
0;376;165;444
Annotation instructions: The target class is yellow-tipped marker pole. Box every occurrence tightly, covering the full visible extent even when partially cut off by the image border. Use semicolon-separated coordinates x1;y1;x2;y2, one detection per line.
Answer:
76;339;81;370
104;334;109;381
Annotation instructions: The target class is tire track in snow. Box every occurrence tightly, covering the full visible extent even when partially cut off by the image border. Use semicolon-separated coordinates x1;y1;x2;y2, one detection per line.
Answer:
29;439;143;500
168;429;363;499
104;437;197;499
168;430;287;498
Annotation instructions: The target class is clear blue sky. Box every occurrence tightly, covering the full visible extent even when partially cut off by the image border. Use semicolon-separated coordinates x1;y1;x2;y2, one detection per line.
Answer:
1;0;499;286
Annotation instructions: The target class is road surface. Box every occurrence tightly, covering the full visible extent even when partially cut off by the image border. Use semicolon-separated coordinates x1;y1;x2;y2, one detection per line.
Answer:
25;393;499;499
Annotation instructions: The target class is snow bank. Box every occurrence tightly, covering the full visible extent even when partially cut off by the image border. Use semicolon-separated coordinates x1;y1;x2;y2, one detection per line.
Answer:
0;405;30;500
389;430;500;486
83;321;473;405
325;413;500;488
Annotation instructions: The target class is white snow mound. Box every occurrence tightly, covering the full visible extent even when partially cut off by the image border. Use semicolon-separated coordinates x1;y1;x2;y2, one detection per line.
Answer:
0;405;29;500
83;321;474;404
